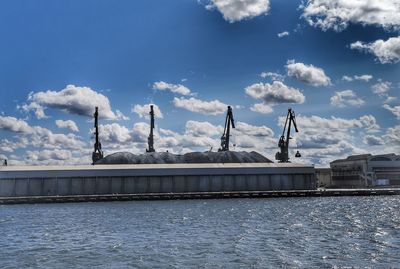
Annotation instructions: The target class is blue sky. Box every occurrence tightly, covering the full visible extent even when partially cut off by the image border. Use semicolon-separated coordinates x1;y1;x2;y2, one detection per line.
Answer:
0;0;399;166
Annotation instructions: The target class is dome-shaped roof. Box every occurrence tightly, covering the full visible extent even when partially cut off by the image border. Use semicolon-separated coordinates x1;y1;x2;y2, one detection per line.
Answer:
95;151;272;165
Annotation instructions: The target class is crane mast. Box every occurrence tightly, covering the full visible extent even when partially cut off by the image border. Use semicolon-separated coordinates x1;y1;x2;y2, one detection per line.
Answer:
146;105;155;153
275;108;301;163
92;107;104;164
218;106;235;152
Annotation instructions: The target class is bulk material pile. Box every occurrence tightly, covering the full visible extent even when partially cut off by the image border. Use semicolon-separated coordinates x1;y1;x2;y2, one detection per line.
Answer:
95;151;272;165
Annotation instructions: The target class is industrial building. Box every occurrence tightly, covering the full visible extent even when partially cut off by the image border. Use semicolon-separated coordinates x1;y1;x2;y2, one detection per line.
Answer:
0;163;316;199
330;153;400;188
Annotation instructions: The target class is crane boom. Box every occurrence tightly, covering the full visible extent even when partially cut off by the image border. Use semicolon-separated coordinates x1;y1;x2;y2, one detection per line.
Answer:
275;108;300;163
92;107;104;164
146;105;155;153
218;106;235;152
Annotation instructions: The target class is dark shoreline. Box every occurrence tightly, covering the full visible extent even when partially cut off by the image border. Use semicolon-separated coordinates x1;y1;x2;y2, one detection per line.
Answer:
1;188;399;205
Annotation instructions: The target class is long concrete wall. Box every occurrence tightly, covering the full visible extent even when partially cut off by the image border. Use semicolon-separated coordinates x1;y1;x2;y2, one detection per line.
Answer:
0;163;316;198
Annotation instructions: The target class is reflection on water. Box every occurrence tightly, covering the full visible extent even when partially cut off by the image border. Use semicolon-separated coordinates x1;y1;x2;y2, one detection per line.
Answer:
1;196;400;268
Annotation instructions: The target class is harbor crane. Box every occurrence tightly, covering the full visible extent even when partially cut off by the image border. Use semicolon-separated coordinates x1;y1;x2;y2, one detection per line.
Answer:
92;107;104;164
218;106;235;152
146;105;155;153
275;108;301;163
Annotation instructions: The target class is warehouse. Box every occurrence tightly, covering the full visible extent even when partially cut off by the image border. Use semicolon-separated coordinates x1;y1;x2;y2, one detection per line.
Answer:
330;153;400;188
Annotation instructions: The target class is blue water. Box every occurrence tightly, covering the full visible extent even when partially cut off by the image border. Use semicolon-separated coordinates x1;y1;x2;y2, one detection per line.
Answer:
1;196;400;268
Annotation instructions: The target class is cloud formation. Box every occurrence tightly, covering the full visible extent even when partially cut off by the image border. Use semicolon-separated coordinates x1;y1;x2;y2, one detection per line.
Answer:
286;60;331;86
350;37;400;64
301;0;400;32
55;120;79;132
342;74;373;82
21;85;127;120
330;90;364;107
245;81;305;104
277;31;289;38
132;104;164;119
205;0;270;23
250;103;273;114
260;71;285;81
371;80;392;95
152;81;191;96
383;104;400;119
0;115;85;151
173;97;228;115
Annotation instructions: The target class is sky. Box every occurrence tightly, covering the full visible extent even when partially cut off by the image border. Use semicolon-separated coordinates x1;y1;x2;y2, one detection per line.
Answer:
0;0;399;167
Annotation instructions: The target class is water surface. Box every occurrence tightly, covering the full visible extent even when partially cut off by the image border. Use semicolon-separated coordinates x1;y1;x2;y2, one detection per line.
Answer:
1;196;400;268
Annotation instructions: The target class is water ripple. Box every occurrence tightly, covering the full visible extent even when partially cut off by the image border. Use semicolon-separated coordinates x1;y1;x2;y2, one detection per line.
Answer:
1;196;400;268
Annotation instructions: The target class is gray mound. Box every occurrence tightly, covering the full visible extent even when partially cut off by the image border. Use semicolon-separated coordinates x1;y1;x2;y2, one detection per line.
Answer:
95;151;272;165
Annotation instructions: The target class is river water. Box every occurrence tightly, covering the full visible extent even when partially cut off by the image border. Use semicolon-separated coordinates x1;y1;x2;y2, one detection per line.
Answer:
1;196;399;268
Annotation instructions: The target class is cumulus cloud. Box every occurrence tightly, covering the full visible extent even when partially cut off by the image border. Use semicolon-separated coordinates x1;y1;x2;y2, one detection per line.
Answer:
184;120;223;137
132;104;164;119
250;103;273;114
278;114;381;165
363;135;384;146
350;37;400;64
55;120;79;132
20;85;127;120
0;115;86;151
330;90;364;107
152;81;191;96
205;0;270;23
26;149;72;161
245;81;305;104
342;74;373;82
99;123;132;144
383;104;400;119
277;31;289;38
260;71;285;81
301;0;400;32
173;97;228;115
286;60;331;86
371;80;392;95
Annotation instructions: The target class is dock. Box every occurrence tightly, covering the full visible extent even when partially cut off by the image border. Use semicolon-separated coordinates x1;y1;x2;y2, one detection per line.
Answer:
0;188;399;204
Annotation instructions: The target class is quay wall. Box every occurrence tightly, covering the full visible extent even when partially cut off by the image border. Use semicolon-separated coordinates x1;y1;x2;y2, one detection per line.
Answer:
0;163;316;198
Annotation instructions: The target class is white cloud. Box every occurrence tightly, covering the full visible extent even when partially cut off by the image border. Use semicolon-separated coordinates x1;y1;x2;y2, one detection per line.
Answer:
0;115;33;133
21;85;126;120
152;81;191;96
342;74;373;82
383;104;400;119
205;0;270;23
99;123;132;144
350;37;400;64
55;120;79;132
245;81;305;104
0;115;86;151
184;120;223;137
286;60;331;86
330;90;364;107
173;97;228;115
26;149;72;161
277;31;289;38
301;0;400;32
363;135;384;146
354;75;373;82
278;114;381;165
371;80;391;95
235;121;274;137
260;71;285;81
132;104;164;119
342;75;353;82
250;103;273;114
